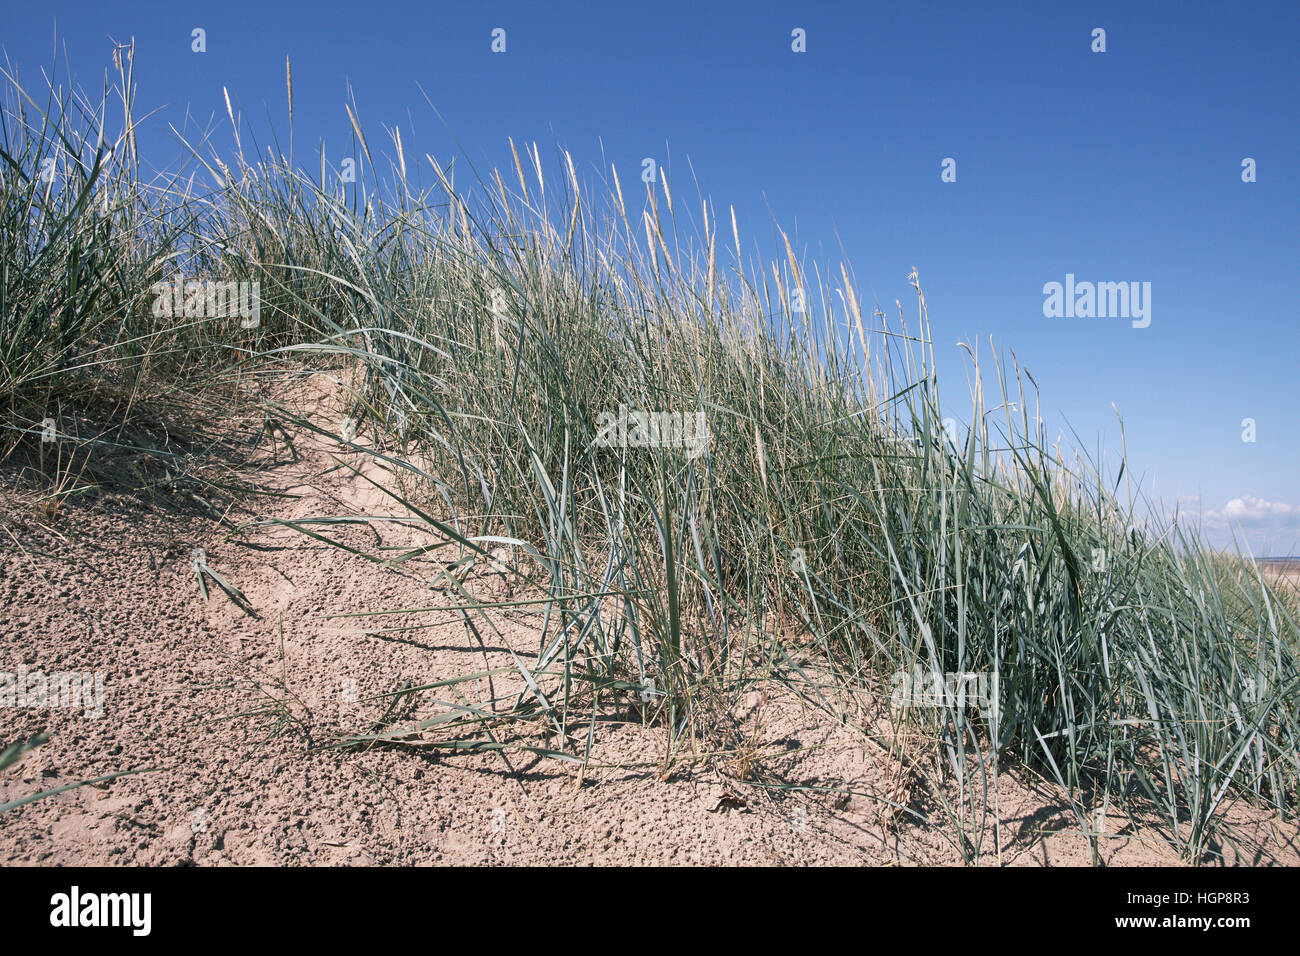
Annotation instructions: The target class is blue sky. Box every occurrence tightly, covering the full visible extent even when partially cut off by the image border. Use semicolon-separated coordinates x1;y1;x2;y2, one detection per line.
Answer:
5;0;1297;553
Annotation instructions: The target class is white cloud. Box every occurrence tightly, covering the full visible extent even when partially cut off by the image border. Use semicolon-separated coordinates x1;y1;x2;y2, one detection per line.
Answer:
1184;495;1300;554
1207;495;1300;527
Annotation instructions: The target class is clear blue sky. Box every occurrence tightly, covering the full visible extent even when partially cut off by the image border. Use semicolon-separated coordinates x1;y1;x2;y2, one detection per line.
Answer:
5;0;1298;553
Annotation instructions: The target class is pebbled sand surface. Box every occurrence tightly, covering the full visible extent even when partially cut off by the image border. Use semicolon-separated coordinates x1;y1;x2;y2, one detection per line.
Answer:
2;373;1296;866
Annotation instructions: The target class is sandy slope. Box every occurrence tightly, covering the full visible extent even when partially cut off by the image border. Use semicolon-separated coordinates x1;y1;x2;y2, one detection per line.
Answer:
2;373;1295;866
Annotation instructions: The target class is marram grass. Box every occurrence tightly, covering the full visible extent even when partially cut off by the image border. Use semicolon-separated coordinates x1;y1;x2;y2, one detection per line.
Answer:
2;47;1297;862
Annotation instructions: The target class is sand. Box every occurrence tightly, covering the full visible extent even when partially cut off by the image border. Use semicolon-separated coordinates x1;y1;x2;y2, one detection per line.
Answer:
2;373;1295;866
